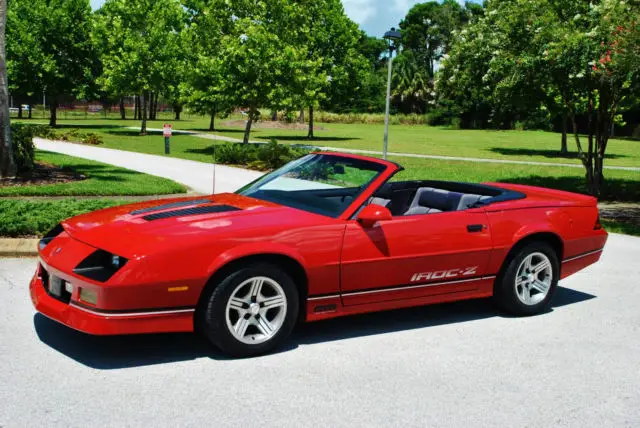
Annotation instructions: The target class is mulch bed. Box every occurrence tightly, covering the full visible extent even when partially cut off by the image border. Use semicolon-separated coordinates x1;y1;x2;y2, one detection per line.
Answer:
0;161;86;188
599;204;640;228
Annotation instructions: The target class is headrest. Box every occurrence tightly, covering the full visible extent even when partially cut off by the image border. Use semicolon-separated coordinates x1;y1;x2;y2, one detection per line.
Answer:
418;192;455;211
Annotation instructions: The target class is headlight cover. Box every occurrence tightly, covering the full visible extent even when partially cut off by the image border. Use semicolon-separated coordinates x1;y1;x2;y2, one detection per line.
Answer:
73;250;128;282
39;224;64;250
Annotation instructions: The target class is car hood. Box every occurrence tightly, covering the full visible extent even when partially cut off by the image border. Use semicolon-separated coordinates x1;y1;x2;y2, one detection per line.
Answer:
61;193;315;259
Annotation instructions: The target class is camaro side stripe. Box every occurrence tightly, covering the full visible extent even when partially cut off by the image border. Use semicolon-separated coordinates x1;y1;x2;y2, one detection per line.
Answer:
308;294;340;301
562;248;604;263
342;276;496;297
70;303;195;318
308;275;497;300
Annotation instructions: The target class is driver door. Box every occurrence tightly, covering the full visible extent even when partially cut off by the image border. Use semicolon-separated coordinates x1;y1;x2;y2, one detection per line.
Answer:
340;208;493;306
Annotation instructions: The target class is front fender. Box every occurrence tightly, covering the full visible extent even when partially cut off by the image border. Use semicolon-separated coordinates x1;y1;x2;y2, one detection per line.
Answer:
206;242;307;278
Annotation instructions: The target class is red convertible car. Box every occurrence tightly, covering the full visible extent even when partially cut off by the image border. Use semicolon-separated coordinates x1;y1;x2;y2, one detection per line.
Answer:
30;152;607;357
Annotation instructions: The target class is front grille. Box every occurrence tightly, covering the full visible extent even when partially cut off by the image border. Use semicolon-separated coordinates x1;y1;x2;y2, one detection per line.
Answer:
142;204;240;221
41;265;71;304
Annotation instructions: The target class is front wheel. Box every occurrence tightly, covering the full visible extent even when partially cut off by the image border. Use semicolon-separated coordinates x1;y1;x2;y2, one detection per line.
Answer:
200;263;299;357
494;242;559;316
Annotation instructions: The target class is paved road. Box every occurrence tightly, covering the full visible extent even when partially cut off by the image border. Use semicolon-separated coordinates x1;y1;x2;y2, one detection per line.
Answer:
134;127;640;172
1;233;639;427
35;138;263;194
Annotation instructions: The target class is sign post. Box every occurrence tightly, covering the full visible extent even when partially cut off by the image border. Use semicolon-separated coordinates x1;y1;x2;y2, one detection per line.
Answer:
163;124;172;154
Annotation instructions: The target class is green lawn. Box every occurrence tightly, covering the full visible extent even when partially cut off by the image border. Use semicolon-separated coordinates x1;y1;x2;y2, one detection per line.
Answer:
0;150;187;196
9;117;639;234
0;149;187;237
14;120;637;202
211;123;640;168
17;116;640;168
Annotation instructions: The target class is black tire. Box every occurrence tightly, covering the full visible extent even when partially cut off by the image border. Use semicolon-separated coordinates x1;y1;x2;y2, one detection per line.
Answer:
494;242;559;316
199;263;299;358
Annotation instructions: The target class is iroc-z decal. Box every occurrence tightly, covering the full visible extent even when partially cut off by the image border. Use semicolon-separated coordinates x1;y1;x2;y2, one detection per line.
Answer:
410;266;478;282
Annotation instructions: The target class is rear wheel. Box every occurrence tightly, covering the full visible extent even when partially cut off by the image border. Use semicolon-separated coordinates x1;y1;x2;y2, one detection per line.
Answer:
494;242;559;316
200;263;299;357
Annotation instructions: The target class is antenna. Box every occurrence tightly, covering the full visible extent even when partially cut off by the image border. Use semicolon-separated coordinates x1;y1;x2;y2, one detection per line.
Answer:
212;143;217;195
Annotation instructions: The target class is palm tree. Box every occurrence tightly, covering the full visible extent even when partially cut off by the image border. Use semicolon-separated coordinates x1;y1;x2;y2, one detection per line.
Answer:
391;52;431;114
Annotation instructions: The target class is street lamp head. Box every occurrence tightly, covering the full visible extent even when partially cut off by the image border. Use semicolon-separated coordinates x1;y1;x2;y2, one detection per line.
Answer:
383;28;402;42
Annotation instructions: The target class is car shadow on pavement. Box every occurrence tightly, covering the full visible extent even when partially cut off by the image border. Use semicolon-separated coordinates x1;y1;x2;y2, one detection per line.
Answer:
33;286;594;369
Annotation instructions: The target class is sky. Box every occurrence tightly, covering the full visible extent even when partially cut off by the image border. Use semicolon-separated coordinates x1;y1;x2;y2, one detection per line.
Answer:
89;0;469;37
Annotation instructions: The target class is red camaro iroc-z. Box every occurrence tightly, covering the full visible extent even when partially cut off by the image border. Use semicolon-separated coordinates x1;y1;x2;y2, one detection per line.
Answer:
30;153;607;357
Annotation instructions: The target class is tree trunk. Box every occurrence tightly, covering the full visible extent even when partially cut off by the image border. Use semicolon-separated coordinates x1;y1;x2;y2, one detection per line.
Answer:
560;111;568;154
0;0;16;178
140;92;148;135
151;93;158;120
209;106;216;131
270;110;277;121
243;111;254;144
134;95;139;120
119;97;126;120
174;104;182;120
298;108;304;123
17;104;22;119
49;99;57;127
28;104;32;119
307;106;314;139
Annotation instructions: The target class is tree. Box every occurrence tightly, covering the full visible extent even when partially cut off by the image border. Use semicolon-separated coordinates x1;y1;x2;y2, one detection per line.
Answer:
398;0;481;113
0;0;15;178
94;0;186;134
400;0;474;79
438;0;640;196
6;0;46;119
392;51;431;114
181;0;231;130
291;0;367;139
209;0;307;143
16;0;95;127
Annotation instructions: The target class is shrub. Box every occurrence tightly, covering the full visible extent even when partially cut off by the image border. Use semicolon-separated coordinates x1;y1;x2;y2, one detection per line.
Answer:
313;111;428;125
426;106;456;126
215;143;258;165
10;123;36;176
82;133;103;145
215;140;309;171
16;124;104;145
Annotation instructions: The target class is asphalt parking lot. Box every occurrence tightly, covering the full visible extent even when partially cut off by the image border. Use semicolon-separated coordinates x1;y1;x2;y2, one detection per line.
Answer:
1;233;639;427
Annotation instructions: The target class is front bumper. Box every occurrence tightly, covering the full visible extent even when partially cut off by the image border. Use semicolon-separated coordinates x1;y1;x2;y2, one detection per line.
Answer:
30;264;195;336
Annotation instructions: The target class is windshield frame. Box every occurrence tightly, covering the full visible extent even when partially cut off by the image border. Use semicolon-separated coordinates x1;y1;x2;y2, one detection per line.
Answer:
235;152;401;219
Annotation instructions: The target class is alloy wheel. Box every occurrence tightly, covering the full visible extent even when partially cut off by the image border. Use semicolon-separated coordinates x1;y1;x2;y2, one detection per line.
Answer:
514;252;553;306
225;276;287;345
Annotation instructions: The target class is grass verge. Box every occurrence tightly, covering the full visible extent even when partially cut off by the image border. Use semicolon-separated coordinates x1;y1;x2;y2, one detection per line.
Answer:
601;219;640;236
0;199;126;237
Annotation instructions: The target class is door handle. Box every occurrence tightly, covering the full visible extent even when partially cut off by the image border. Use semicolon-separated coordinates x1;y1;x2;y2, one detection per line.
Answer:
467;224;485;233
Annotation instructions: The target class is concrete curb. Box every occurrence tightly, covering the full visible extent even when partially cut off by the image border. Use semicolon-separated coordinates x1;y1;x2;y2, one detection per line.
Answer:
0;239;39;257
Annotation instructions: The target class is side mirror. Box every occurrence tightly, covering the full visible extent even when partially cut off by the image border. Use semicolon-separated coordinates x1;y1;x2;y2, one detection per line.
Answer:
357;204;392;228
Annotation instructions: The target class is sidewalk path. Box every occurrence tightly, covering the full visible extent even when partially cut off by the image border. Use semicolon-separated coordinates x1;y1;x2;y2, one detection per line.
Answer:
134;126;640;172
35;138;263;194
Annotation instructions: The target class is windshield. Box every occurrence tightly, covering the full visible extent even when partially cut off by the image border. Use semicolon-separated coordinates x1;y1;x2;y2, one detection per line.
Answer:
236;154;386;217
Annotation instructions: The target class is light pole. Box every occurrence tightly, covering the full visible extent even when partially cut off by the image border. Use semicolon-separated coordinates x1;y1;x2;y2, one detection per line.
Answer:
382;28;401;160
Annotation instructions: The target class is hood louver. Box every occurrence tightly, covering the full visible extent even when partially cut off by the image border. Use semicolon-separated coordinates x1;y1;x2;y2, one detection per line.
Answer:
142;205;240;221
130;199;212;215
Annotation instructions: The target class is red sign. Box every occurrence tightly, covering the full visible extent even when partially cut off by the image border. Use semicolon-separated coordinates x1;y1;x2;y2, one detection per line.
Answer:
163;124;172;137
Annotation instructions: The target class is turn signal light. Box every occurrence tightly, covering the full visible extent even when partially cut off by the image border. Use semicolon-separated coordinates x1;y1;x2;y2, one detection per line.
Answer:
79;288;97;305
